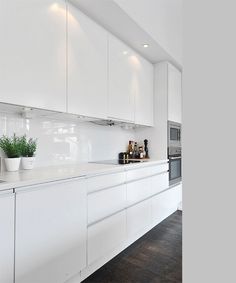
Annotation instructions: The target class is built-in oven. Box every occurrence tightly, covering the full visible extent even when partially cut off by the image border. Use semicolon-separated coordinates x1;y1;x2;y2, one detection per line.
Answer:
168;121;181;148
168;146;182;186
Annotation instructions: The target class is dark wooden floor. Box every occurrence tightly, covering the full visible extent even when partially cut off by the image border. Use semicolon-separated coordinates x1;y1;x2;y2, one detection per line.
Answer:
83;211;182;283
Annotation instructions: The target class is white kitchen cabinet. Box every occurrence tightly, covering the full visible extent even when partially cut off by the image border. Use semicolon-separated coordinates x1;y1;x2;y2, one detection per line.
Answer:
0;190;14;283
168;63;182;123
150;172;169;195
127;199;152;240
108;35;137;122
0;0;66;112
135;56;154;126
67;3;108;119
88;211;126;265
126;178;152;206
152;186;180;226
88;184;126;225
15;178;87;283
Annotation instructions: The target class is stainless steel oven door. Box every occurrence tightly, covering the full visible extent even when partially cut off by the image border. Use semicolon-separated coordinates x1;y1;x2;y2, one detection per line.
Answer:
169;156;182;185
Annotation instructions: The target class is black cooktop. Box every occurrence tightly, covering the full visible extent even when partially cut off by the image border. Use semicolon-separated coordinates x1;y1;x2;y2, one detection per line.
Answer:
91;159;148;165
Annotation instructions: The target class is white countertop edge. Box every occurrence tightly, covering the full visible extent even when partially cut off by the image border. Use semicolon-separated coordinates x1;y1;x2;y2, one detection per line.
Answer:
0;159;169;192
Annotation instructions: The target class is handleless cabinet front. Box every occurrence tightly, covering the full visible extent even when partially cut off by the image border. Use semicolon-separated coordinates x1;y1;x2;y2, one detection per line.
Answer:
108;35;136;122
0;0;66;112
67;3;108;119
0;190;14;283
15;179;87;283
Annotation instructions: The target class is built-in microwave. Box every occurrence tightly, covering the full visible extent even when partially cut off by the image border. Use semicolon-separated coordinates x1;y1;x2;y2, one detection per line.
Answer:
168;121;181;147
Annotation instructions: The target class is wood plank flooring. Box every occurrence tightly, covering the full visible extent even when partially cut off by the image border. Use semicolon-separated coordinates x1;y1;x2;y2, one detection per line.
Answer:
82;210;182;283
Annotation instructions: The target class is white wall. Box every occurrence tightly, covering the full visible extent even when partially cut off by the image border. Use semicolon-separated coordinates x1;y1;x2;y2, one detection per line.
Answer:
114;0;183;64
0;112;135;169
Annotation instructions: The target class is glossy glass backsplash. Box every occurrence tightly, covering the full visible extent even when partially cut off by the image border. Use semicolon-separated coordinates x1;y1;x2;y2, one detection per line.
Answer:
0;112;135;169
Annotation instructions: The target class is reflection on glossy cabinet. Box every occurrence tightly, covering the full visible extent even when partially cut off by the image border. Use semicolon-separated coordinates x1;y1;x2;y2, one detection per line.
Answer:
108;35;136;122
67;3;108;119
168;63;182;123
0;191;14;283
88;211;126;265
135;56;154;126
127;199;152;239
15;179;87;283
0;0;66;112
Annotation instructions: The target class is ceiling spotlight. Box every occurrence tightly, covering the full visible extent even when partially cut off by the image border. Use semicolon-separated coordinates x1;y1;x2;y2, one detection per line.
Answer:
123;51;128;55
143;44;149;48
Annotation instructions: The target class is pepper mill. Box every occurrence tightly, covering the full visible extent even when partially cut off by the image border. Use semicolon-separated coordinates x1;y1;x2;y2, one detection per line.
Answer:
144;139;149;159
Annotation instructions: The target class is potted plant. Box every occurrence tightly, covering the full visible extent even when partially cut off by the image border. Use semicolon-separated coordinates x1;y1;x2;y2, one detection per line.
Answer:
20;135;37;170
0;134;21;171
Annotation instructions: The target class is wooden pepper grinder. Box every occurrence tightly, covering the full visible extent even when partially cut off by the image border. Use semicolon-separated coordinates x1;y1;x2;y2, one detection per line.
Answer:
144;139;149;159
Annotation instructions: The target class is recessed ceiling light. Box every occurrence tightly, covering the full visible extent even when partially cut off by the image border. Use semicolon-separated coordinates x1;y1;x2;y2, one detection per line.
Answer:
123;51;128;55
143;44;149;48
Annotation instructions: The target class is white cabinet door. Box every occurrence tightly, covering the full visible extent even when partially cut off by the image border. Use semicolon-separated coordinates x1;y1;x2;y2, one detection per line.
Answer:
0;0;66;112
88;211;126;265
127;199;152;240
67;3;108;119
152;186;180;226
126;178;152;206
150;172;169;196
135;56;154;126
168;63;182;123
0;190;14;283
88;184;126;225
15;179;87;283
108;35;136;122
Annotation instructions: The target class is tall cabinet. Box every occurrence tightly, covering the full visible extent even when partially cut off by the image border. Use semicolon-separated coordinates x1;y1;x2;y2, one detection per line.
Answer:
0;0;67;112
0;190;14;283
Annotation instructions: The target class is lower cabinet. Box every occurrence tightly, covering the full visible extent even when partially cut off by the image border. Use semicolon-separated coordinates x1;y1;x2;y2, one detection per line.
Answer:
127;199;152;240
88;210;126;265
15;178;87;283
152;185;182;226
0;190;14;283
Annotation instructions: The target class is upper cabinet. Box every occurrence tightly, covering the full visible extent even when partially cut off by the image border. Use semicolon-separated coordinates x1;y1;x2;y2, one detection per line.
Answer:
108;35;154;125
67;3;108;119
168;63;182;123
0;0;67;112
135;55;154;126
108;35;136;122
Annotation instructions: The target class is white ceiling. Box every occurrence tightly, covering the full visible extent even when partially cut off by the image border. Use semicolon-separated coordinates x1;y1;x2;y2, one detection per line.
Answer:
69;0;182;69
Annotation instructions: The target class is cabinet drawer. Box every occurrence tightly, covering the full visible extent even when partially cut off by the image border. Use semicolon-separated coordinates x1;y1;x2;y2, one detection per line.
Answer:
88;184;126;225
126;163;168;182
150;172;169;195
87;171;125;193
88;211;126;265
152;186;180;226
127;199;152;239
127;178;151;206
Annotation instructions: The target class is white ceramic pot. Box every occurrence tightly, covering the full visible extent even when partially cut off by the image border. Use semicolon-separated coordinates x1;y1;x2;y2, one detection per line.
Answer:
4;158;21;172
22;157;35;170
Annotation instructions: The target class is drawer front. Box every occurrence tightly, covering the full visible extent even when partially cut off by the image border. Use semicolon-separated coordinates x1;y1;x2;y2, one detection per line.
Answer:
127;199;152;239
88;184;126;225
87;171;126;193
152;186;180;226
150;172;169;195
88;211;126;265
127;178;152;206
126;163;168;182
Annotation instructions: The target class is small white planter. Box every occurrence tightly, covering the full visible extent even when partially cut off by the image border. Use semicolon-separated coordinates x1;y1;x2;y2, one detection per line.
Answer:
4;158;21;172
21;157;36;170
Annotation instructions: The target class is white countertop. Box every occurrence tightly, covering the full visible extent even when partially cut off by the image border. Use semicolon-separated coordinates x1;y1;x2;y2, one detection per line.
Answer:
0;159;168;192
